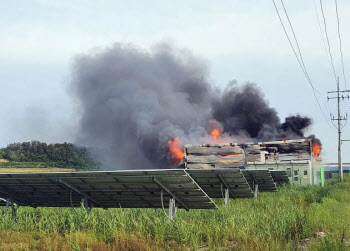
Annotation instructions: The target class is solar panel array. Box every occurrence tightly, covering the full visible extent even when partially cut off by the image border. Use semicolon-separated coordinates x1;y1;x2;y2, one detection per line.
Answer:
0;168;289;211
269;170;290;185
186;169;254;198
0;169;217;210
241;170;278;192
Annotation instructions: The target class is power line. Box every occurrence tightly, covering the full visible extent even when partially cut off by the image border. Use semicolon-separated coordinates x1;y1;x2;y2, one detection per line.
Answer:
272;1;307;82
272;0;322;94
272;0;331;125
315;0;348;112
279;0;318;92
314;0;331;70
320;0;338;83
335;0;347;90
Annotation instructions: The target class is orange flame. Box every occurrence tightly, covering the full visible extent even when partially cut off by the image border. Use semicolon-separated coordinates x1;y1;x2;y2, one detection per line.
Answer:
168;137;184;163
313;143;322;157
210;128;221;142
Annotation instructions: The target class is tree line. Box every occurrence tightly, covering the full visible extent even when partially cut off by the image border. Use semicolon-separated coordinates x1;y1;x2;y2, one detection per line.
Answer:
0;141;99;170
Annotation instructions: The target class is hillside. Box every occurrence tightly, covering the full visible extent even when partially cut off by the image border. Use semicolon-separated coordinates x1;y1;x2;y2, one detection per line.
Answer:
0;141;99;171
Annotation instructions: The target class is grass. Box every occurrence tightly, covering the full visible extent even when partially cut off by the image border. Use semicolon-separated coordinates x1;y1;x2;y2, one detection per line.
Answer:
0;178;349;250
0;162;69;168
0;161;97;171
0;162;76;173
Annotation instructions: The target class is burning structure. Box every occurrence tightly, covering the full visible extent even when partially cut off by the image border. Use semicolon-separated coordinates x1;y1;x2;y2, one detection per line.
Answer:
184;138;324;186
71;43;323;177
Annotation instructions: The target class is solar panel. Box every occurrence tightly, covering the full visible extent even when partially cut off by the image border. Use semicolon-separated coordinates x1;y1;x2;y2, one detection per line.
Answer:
0;169;217;210
269;170;290;185
186;169;254;199
241;170;277;192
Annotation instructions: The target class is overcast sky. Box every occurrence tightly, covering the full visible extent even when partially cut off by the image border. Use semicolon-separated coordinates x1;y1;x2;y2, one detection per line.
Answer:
1;0;350;162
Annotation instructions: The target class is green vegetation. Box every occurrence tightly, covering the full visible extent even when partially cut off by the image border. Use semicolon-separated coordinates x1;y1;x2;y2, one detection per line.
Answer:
0;162;70;168
0;179;349;250
0;141;99;170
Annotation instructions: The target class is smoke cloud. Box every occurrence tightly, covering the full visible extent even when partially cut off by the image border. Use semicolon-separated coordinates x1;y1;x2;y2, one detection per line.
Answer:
212;81;280;138
71;43;315;169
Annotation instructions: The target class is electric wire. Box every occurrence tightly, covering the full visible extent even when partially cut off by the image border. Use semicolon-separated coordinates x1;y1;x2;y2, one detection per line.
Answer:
272;0;332;126
314;0;333;75
315;0;337;81
335;0;348;90
273;0;322;95
315;0;348;119
280;0;322;94
320;0;338;84
272;0;307;81
341;118;348;130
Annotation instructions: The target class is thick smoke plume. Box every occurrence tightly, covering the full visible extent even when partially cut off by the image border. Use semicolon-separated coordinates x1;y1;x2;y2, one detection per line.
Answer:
71;43;316;169
212;82;280;138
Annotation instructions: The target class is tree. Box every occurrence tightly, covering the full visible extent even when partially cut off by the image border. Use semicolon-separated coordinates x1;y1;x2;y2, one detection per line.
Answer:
0;141;100;170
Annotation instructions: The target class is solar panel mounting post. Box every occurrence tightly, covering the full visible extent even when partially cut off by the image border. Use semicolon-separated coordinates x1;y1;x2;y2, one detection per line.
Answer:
153;177;189;211
6;198;16;217
251;174;259;199
58;179;104;208
224;188;229;206
168;198;177;220
254;183;259;198
218;174;235;206
81;198;90;212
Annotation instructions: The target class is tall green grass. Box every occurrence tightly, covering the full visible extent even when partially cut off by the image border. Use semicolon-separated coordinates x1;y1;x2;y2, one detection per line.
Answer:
0;178;349;250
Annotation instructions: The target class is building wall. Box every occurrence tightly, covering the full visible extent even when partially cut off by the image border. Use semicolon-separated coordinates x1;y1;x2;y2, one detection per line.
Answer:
246;161;322;186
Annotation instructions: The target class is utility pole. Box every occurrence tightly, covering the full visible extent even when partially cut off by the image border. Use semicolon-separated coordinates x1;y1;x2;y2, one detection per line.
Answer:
327;77;349;181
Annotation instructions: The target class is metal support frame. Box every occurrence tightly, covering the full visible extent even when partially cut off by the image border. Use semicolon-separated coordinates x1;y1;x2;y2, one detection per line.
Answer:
251;173;259;199
58;179;104;208
218;174;236;206
0;187;27;206
81;198;89;211
5;198;17;217
107;174;153;208
153;177;189;211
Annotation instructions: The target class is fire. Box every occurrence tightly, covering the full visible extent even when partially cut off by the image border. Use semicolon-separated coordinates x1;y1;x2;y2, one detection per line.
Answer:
210;128;221;142
168;137;184;163
312;143;322;157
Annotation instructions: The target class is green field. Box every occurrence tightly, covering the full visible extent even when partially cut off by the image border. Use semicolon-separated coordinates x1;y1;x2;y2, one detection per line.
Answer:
0;179;349;251
0;162;71;169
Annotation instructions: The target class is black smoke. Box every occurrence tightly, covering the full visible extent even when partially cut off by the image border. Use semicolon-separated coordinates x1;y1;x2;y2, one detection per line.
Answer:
211;82;313;141
280;115;312;138
212;81;280;138
71;43;316;169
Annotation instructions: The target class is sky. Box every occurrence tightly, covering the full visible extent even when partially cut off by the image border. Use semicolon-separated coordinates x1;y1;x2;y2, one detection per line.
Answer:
1;0;350;162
